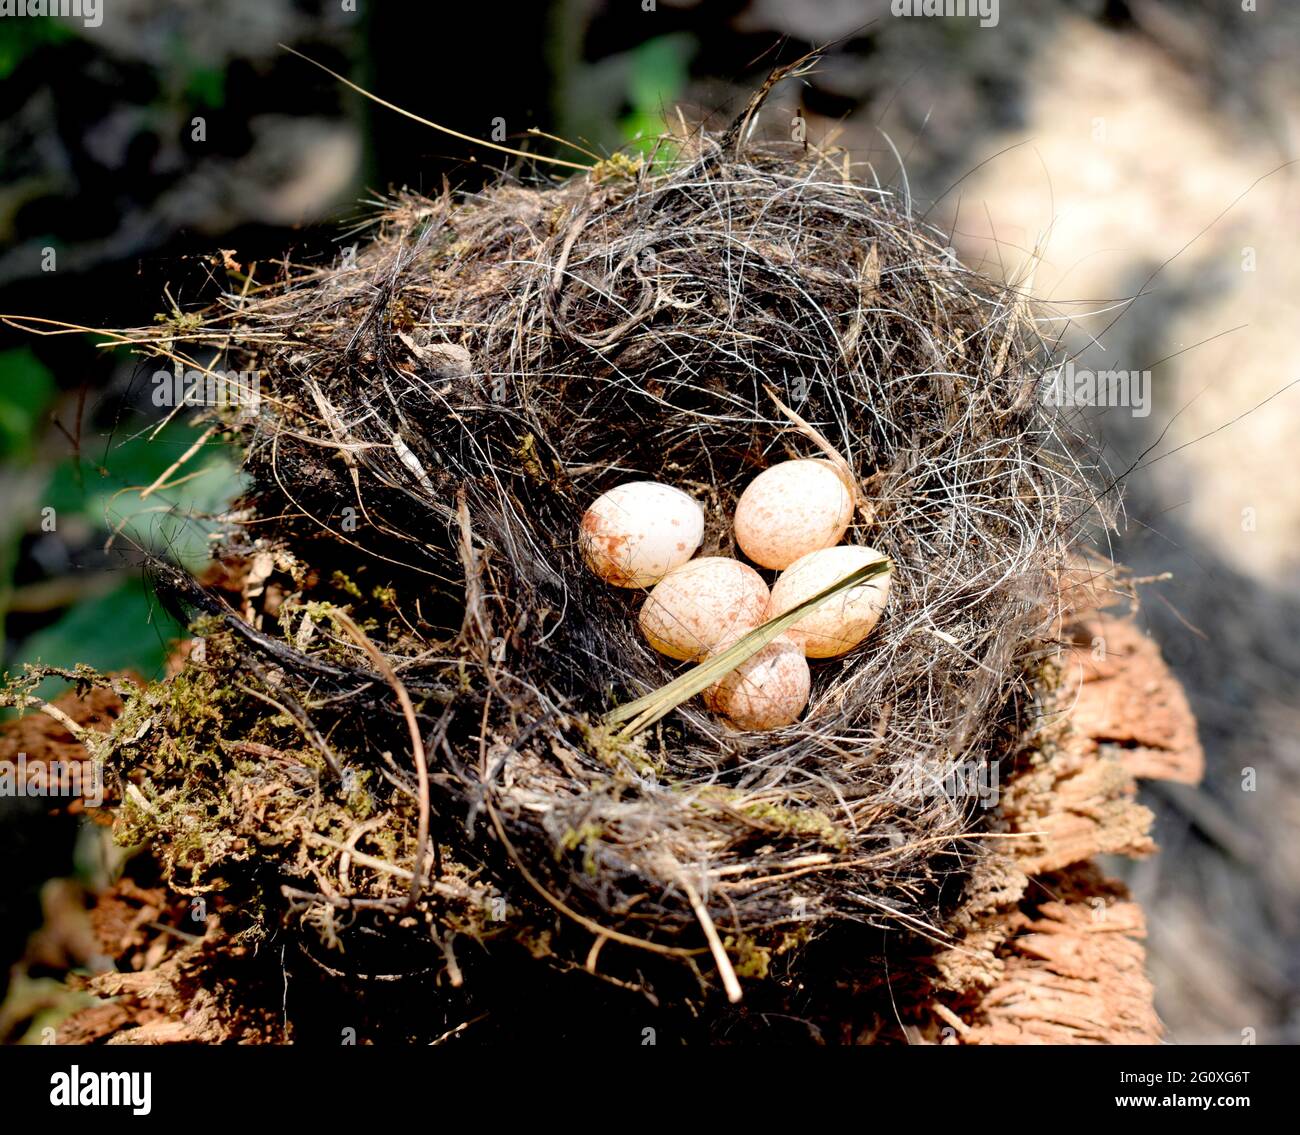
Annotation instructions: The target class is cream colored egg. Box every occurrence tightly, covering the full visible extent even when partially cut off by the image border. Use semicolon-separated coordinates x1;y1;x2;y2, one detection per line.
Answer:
639;557;769;661
704;632;811;731
580;481;704;588
734;459;853;570
766;544;890;658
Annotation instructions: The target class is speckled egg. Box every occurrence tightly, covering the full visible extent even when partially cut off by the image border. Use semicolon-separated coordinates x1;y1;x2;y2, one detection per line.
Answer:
580;481;704;588
639;557;770;661
704;632;811;730
766;544;890;658
733;459;853;570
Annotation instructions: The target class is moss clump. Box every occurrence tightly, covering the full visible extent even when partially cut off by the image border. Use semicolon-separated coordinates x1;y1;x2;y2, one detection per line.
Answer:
723;934;771;980
590;151;642;182
330;570;363;599
557;822;606;876
693;786;848;850
580;720;664;779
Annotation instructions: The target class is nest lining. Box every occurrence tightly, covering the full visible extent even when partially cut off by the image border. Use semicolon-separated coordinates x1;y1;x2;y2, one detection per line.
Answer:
99;128;1093;1000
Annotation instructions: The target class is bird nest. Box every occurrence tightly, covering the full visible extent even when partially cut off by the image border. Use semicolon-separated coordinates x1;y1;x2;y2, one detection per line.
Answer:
40;118;1095;1023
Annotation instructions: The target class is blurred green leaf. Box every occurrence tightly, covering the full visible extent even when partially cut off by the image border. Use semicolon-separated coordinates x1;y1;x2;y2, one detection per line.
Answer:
0;347;56;460
627;36;690;116
46;423;245;569
621;35;692;156
20;575;182;681
184;65;226;110
5;973;98;1046
0;16;75;81
4;424;245;706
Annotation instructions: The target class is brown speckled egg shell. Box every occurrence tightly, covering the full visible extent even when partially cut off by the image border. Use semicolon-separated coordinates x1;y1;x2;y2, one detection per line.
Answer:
639;557;770;661
734;459;853;570
767;544;890;658
580;481;704;587
704;632;811;730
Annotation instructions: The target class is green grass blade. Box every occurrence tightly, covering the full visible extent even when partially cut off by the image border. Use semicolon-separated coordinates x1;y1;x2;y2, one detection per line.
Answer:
606;557;891;737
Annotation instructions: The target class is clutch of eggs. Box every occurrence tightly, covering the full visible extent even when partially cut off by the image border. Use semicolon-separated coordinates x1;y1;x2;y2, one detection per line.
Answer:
579;473;890;731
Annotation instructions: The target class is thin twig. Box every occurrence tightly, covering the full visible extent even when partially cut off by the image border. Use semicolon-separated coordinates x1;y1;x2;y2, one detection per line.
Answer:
331;608;432;910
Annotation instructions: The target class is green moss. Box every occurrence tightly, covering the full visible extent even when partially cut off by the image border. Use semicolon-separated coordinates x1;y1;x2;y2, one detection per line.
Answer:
153;308;205;335
514;433;547;483
723;933;771;980
580;720;663;778
775;924;811;957
556;822;605;876
330;570;363;599
591;152;642;183
6;606;511;978
694;786;847;850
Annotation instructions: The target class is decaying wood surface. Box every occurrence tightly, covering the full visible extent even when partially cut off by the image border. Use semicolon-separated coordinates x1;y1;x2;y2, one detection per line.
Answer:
942;613;1205;1044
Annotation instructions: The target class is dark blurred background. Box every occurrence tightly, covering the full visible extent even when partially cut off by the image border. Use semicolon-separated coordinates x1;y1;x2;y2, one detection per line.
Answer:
1;0;1296;1044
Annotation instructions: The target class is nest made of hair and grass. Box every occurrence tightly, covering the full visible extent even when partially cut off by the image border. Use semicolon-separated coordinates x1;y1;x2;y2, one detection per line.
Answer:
14;97;1098;1018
